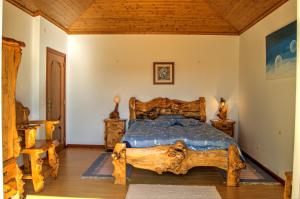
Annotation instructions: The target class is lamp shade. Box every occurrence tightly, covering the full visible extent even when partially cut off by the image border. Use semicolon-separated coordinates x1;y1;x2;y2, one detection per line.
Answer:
114;95;120;104
220;98;226;106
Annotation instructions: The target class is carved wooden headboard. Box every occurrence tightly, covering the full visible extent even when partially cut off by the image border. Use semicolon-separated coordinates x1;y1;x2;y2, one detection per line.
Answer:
129;97;206;122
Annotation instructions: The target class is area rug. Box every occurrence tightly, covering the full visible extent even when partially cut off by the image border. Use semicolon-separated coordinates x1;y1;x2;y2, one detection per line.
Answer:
82;152;278;184
81;152;132;179
221;157;279;184
241;157;279;184
125;184;222;199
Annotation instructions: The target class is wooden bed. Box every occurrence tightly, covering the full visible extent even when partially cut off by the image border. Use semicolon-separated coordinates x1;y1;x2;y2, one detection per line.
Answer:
112;97;245;186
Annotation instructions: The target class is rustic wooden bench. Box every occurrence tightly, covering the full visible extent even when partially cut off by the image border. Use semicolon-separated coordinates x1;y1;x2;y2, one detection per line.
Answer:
16;101;59;192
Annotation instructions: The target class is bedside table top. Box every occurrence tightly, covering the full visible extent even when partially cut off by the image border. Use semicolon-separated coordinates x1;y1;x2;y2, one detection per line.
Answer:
210;119;235;124
104;119;127;122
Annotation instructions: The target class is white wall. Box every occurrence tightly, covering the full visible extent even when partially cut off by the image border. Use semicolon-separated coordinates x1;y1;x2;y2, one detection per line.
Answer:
3;1;33;111
67;35;239;144
239;0;296;179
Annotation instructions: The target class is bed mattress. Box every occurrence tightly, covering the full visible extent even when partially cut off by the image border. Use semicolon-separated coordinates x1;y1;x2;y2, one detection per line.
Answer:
122;116;238;151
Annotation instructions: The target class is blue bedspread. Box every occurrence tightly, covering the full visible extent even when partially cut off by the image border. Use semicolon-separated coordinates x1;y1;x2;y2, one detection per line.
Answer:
122;116;238;151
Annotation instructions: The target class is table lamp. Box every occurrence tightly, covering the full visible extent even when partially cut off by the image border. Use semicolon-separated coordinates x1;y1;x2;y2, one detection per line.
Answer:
109;95;120;119
217;97;227;120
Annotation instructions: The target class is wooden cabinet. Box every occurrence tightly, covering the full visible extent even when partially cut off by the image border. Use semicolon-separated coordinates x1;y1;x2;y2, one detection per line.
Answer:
104;119;126;151
2;38;25;198
210;119;235;137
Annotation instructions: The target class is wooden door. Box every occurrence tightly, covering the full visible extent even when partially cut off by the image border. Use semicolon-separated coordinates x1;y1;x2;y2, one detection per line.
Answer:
46;47;66;152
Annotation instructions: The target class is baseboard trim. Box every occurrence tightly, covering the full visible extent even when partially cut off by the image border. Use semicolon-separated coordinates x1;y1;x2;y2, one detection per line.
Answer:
242;151;285;185
66;144;105;148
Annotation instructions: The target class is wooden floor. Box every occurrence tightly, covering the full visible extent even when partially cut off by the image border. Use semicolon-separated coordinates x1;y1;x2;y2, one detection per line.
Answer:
25;147;284;199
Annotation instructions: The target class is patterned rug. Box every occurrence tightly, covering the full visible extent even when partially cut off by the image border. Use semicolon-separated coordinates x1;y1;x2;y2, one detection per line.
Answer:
125;184;221;199
218;156;279;184
81;152;132;179
238;157;279;184
81;152;279;184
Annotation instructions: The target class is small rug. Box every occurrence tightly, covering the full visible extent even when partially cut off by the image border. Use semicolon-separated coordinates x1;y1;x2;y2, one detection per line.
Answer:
125;184;222;199
221;157;279;184
81;152;132;179
241;157;278;183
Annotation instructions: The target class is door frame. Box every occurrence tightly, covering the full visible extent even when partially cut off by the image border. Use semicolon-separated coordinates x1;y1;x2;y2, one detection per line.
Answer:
46;47;66;150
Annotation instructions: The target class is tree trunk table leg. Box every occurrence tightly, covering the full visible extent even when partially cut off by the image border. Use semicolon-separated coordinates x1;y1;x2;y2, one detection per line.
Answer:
30;153;44;192
48;144;59;177
112;143;126;185
16;165;24;197
227;145;246;186
45;122;57;140
23;154;31;174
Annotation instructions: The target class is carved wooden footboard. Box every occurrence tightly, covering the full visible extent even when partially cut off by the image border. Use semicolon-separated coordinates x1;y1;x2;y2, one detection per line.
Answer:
112;140;245;186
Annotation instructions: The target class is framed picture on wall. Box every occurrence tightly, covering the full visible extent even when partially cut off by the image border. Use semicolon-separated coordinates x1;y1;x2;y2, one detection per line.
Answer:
153;62;175;84
266;21;297;79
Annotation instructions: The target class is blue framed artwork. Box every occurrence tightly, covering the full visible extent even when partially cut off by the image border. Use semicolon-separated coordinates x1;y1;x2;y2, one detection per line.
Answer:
266;21;297;79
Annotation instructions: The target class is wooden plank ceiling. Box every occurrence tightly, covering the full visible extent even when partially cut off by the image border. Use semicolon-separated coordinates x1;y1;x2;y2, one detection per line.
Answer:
6;0;288;35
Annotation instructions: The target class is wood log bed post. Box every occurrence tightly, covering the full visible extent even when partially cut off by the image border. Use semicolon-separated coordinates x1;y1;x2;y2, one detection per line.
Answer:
112;143;127;185
129;97;136;120
199;97;206;122
227;145;246;186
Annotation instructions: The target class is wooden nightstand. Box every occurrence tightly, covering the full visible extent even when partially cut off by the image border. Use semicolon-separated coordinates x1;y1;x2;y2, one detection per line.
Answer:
104;119;126;151
210;119;235;137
